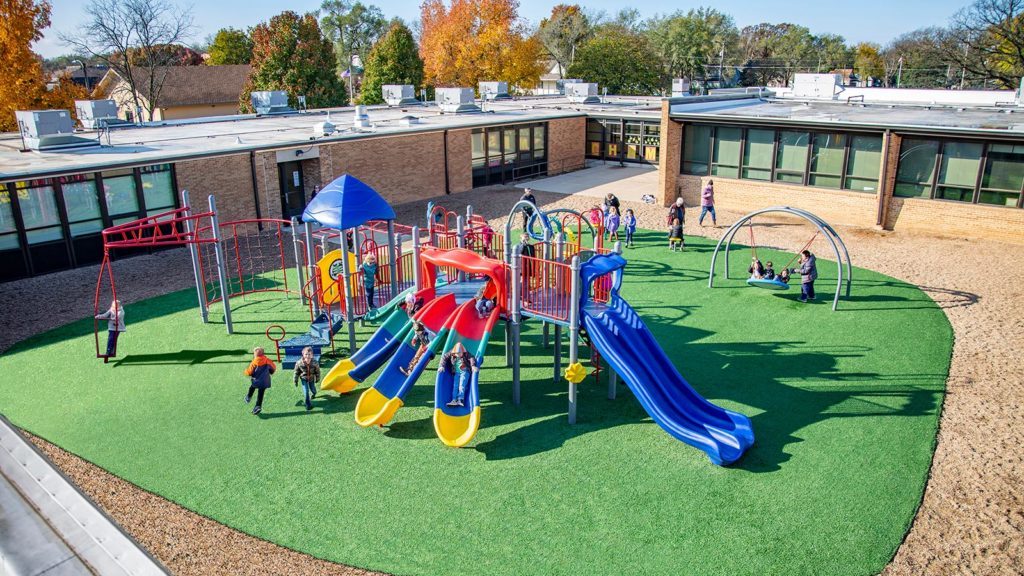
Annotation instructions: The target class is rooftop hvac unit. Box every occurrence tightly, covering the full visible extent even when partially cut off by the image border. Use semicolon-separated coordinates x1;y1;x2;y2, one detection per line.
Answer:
74;100;126;129
671;79;691;97
250;90;294;115
793;74;842;100
558;79;583;94
436;87;480;113
479;81;510;100
383;84;420;106
15;110;98;151
566;82;600;104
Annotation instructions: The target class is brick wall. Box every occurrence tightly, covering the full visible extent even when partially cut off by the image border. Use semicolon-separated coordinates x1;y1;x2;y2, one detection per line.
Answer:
677;174;881;227
318;132;447;205
659;107;682;205
174;153;257;223
884;196;1024;242
254;151;282;220
446;129;472;193
302;158;322;199
548;117;586;174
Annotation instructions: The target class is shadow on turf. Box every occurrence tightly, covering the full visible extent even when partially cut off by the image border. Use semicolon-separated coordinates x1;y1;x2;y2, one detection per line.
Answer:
113;348;248;366
255;390;361;419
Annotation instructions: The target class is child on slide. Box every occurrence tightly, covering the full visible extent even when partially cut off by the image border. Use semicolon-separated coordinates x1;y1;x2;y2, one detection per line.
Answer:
244;347;276;415
439;342;478;408
399;321;430;376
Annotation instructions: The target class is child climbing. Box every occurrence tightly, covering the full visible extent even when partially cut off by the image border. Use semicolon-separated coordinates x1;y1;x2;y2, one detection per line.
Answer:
668;217;684;251
94;299;125;363
624;209;637;248
439;342;478;408
399;321;430;376
293;346;321;411
244;347;276;415
361;253;378;310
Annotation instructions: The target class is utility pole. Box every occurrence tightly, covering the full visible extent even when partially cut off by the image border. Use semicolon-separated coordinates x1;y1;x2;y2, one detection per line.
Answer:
719;46;725;86
897;57;904;88
348;53;355;105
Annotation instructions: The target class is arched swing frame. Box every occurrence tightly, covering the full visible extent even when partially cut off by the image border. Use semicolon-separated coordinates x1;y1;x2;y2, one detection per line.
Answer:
707;206;852;311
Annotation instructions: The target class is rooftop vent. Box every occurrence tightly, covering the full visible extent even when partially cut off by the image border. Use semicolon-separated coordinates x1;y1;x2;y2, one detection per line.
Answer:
250;91;294;115
353;105;370;129
671;79;691;97
399;115;420;127
383;84;420;106
74;100;127;129
479;81;511;100
566;82;600;104
313;119;336;137
15;110;99;151
436;87;480;113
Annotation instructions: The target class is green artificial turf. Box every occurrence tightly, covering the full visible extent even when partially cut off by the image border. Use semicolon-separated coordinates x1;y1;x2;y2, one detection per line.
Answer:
0;230;951;576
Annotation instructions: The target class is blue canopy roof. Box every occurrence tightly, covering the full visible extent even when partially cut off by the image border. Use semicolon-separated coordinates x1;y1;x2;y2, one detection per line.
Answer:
301;174;395;229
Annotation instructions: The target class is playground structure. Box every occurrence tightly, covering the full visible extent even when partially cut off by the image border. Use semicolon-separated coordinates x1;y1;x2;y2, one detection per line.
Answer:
707;206;853;311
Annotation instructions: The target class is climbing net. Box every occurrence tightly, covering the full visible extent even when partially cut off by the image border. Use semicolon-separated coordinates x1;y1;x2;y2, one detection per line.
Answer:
197;219;297;306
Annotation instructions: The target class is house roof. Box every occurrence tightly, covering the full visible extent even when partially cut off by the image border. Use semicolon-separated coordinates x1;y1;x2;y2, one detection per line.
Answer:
97;65;251;108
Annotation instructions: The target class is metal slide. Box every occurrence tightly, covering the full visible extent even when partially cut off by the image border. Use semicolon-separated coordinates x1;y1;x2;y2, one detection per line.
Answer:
580;253;754;465
432;302;502;447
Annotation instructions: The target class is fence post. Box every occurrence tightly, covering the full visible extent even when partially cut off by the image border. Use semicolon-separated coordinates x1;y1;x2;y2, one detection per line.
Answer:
181;190;208;323
387;219;399;299
510;247;521;405
411;225;422;291
208;195;233;334
568;255;580;424
303;221;319;316
291;217;306;305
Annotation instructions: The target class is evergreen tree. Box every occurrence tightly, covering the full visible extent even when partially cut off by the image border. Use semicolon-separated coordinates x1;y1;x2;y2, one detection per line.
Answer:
359;22;423;105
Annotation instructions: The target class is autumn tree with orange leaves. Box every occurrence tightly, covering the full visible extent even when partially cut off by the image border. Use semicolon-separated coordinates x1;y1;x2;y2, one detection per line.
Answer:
419;0;544;93
0;0;86;132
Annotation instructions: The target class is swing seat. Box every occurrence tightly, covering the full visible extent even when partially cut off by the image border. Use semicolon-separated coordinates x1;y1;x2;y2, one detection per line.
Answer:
747;277;791;291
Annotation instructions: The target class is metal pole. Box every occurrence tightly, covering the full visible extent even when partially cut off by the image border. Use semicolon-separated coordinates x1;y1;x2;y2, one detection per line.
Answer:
387;219;399;298
208;195;233;334
510;248;521;405
340;227;357;353
181;190;208;323
553;235;564;382
303;221;319;316
456;216;465;283
568;255;581;424
291;217;306;305
542;227;551;348
607;241;623;398
466;204;473;226
411;225;422;290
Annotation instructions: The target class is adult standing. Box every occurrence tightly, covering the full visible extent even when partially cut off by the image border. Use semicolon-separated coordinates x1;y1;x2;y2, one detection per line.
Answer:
667;197;686;227
605;192;620;212
790;250;818;303
699;180;717;227
520;188;537;232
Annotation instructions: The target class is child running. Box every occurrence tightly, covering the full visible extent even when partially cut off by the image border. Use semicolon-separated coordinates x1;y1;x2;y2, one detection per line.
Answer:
624;209;637;248
668;217;684;251
293;346;320;411
244;347;276;415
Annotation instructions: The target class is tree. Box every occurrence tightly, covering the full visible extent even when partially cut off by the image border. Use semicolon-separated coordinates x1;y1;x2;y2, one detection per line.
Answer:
811;33;851;73
740;23;815;86
208;27;254;65
646;8;739;85
537;4;592;77
882;28;954;88
946;0;1024;89
419;0;544;92
854;42;885;84
1;0;87;131
359;22;423;104
567;28;662;95
320;0;388;80
59;0;194;121
241;11;346;111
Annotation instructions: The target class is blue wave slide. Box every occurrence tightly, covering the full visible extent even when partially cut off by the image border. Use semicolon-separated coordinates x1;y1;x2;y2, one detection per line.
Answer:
580;253;755;465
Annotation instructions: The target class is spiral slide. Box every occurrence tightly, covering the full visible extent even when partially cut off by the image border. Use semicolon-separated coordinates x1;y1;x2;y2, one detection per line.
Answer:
432;302;502;447
353;293;458;427
580;253;755;465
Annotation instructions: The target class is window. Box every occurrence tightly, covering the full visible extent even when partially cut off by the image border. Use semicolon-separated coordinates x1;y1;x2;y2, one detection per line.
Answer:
935;141;983;202
643;124;660;162
894;139;938;198
0;186;19;250
586;119;604;158
102;169;140;219
844;135;883;192
808;133;845;189
471;131;485;167
624;122;642;161
15;180;63;244
607;122;622;158
140;164;175;215
742;129;774;181
682;125;711;175
711;126;742;178
775;131;809;183
533;125;546;160
487;131;501;168
980;143;1024;207
59;174;104;236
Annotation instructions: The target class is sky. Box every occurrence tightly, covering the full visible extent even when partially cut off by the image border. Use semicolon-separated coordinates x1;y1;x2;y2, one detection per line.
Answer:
36;0;971;59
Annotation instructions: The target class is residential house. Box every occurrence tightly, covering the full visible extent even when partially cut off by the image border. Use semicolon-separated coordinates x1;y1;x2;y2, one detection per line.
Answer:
94;64;251;122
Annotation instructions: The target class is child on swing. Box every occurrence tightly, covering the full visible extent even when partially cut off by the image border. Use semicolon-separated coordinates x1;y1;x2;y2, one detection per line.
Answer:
748;257;766;279
763;261;776;280
668;217;683;251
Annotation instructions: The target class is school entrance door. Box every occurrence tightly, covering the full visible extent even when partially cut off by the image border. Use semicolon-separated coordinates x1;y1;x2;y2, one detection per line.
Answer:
278;161;305;219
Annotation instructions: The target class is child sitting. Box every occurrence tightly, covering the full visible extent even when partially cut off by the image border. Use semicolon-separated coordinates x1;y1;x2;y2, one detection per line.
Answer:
399;321;430;376
668;217;683;251
763;261;776;280
473;286;496;319
777;269;791;284
748;257;766;279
